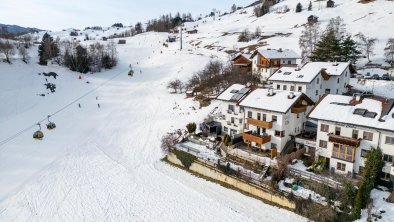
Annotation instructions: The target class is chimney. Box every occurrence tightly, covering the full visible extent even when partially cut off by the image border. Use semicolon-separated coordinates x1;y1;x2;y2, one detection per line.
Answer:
295;65;301;71
288;92;295;99
351;93;363;105
278;48;282;52
267;88;275;96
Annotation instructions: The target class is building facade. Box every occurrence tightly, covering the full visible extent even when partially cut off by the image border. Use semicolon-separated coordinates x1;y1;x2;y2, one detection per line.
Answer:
309;94;394;180
251;48;299;82
269;62;355;102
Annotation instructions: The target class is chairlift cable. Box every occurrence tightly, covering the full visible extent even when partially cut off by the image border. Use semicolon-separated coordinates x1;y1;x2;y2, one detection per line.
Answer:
0;66;129;150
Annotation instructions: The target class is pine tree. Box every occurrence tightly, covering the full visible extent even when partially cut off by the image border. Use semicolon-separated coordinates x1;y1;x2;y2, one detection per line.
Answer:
296;3;303;13
340;35;361;63
310;30;341;62
38;33;50;65
384;38;394;66
308;1;312;11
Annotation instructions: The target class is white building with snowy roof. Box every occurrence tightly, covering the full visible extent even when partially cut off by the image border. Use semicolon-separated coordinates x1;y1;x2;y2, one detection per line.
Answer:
215;84;252;138
238;88;314;157
308;94;394;180
251;48;299;82
269;62;356;102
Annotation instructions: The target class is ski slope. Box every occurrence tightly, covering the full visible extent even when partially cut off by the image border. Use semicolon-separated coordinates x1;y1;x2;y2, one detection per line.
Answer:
182;0;394;66
0;33;306;221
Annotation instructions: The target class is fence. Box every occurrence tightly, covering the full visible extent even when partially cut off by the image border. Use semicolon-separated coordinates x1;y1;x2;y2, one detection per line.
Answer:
288;168;342;189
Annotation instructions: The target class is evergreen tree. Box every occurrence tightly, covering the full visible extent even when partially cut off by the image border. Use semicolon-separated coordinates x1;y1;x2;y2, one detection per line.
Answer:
308;1;312;11
384;38;394;66
38;33;50;65
296;3;303;13
310;30;341;62
340;35;361;63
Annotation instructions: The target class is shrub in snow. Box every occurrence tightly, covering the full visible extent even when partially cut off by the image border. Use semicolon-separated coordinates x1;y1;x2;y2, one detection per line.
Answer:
186;122;197;134
296;3;303;13
173;149;197;169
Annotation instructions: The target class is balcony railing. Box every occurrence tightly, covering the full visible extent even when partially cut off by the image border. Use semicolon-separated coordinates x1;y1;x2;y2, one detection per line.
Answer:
291;106;307;114
328;133;361;147
243;131;271;145
246;118;273;129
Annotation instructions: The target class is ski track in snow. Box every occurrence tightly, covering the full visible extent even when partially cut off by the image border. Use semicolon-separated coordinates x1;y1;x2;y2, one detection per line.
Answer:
0;32;306;221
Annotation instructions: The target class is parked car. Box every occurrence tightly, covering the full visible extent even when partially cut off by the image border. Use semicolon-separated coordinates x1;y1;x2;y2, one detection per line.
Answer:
364;72;372;79
371;74;380;80
381;74;390;81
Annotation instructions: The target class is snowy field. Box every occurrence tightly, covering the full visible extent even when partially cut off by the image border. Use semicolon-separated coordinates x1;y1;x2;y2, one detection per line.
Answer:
0;33;306;221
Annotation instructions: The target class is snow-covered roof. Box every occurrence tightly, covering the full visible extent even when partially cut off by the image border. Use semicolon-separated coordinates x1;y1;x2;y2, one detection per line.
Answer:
269;62;350;83
255;48;299;59
308;94;394;132
216;84;250;102
239;88;302;113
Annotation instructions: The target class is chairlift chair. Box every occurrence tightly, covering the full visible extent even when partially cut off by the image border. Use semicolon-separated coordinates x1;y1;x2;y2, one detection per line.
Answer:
46;115;56;130
33;123;44;140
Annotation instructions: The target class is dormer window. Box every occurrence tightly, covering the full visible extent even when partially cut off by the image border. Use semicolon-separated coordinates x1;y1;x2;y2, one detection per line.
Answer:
354;108;367;116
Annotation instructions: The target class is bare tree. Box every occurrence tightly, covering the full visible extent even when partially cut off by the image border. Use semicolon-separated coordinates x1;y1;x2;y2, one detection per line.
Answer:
326;16;347;39
299;23;321;64
167;79;182;93
357;33;377;62
160;133;178;154
18;46;30;63
254;26;262;38
384;38;394;66
231;4;237;13
0;39;15;63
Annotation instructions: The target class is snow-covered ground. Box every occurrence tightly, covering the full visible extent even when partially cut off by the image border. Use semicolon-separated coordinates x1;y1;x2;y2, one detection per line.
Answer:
0;32;306;221
357;189;394;222
350;78;394;98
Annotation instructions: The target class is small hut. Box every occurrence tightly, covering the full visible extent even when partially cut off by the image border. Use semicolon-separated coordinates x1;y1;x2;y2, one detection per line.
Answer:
118;39;126;44
327;0;335;8
186;29;198;34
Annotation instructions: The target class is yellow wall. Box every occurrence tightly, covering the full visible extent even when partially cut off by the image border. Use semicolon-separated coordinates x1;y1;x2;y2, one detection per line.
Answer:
167;153;296;209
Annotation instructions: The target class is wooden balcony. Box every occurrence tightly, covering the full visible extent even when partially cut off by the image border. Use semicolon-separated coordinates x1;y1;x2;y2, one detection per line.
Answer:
291;105;307;114
243;131;271;145
328;133;361;147
246;118;273;128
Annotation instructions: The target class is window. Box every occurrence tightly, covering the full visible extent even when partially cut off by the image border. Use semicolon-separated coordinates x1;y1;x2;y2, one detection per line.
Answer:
363;131;373;141
317;78;320;84
325;89;331;94
385;136;394;145
352;130;359;139
335;127;341;136
320;124;329;132
290;86;295;91
319;140;327;148
320;84;322;89
257;113;261;120
277;84;280;90
332;143;355;162
336;89;339;94
288;60;291;65
337;162;346;171
224;127;228;132
298;86;302;92
315;90;318;96
228;104;234;112
361;149;368;158
275;130;285;137
248;111;252;118
239;119;242;124
272;115;277;122
283;85;287;90
263;114;266;121
337;78;340;84
383;154;393;163
231;117;235;124
345;71;348;77
271;143;277;149
240;107;244;113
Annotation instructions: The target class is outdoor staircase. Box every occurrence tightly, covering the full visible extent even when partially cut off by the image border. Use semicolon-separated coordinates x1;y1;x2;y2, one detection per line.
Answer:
280;138;295;156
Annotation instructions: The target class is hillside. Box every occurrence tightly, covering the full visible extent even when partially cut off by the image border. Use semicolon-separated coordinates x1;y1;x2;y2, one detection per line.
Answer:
182;0;394;66
0;23;43;33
